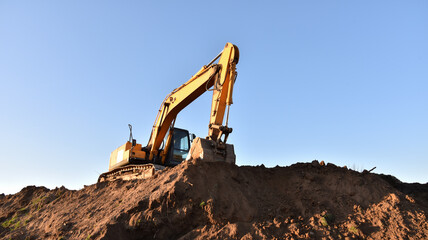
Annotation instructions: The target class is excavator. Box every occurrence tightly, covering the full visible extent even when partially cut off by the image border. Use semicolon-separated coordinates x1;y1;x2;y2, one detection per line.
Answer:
98;43;239;182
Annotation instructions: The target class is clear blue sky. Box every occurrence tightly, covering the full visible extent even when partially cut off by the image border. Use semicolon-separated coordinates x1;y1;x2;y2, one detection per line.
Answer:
1;1;427;194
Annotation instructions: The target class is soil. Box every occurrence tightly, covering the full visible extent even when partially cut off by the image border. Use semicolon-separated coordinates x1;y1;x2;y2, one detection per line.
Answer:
1;159;427;240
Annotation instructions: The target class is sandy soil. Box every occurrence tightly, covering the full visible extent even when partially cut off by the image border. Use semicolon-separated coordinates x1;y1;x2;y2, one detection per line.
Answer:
1;159;427;239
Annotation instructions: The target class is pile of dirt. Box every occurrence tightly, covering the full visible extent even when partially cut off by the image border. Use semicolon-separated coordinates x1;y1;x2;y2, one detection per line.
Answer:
1;159;427;239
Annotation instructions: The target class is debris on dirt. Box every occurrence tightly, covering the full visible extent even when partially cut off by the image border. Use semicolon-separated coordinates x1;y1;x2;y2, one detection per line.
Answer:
1;160;427;239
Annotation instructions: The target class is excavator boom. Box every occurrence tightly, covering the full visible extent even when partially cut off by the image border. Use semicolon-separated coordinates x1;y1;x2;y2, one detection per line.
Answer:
147;43;239;162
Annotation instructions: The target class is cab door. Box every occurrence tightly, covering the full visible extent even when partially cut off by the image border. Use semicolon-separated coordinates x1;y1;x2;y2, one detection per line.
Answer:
165;128;191;166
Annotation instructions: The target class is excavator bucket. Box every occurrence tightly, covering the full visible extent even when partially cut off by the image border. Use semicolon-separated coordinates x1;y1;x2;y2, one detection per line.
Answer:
186;137;236;164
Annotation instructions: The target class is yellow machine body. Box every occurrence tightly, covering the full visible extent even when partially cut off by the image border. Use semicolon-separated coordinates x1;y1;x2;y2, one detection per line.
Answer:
108;142;146;171
100;43;239;182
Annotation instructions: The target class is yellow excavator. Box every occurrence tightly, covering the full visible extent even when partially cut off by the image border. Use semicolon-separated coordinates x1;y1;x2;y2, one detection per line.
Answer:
98;43;239;182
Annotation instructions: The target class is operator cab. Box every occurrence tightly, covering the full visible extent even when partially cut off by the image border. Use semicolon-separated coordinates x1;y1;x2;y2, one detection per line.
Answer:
164;127;194;166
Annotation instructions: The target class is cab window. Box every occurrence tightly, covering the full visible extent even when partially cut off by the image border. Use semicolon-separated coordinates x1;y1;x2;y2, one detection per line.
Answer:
172;129;189;161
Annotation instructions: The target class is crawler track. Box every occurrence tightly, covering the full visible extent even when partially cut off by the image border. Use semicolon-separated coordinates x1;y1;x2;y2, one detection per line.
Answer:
98;164;164;182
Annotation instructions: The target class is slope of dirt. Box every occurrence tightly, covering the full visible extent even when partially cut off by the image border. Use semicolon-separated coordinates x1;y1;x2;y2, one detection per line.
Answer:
1;159;427;240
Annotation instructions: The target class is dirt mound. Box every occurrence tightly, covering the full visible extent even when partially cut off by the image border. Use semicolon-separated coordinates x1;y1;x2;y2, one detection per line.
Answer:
1;160;427;239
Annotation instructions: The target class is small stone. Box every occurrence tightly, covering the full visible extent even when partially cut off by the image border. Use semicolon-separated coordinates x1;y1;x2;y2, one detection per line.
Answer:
406;195;415;203
320;161;325;166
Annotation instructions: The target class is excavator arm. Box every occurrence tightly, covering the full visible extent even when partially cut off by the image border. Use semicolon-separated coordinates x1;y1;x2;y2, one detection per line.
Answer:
147;42;239;163
208;43;239;143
